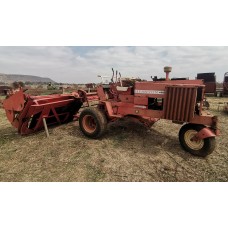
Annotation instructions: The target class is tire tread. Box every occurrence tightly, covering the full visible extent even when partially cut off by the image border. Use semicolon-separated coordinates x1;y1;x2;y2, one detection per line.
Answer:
79;107;107;139
179;124;216;157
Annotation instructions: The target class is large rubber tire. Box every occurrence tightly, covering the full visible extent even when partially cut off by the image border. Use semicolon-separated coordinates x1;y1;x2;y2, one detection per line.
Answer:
79;107;107;139
179;124;215;157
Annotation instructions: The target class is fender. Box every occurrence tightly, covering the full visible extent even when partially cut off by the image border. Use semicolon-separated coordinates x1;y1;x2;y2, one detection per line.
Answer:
194;127;216;140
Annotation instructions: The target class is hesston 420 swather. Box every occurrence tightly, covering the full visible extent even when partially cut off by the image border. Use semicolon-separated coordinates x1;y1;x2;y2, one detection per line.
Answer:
2;67;219;157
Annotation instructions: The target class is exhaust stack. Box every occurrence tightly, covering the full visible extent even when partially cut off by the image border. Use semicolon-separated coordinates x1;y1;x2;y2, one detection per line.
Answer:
164;66;172;81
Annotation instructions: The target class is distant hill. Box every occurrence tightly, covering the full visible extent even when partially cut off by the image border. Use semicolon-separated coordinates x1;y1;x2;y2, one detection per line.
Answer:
0;73;56;84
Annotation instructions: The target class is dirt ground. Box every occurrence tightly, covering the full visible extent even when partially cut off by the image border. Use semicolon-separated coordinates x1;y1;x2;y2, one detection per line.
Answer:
0;97;227;182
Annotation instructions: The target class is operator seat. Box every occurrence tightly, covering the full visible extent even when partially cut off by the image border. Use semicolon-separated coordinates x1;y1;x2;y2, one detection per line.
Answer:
116;86;129;92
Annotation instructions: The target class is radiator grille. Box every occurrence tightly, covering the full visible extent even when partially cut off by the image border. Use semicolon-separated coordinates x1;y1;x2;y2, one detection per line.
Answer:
164;86;197;122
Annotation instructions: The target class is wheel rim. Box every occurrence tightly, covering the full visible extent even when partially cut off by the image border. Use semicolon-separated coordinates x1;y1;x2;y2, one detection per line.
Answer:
82;115;97;133
184;129;204;150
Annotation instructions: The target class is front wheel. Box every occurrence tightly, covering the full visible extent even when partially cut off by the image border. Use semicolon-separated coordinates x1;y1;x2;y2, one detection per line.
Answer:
79;107;107;139
179;124;215;157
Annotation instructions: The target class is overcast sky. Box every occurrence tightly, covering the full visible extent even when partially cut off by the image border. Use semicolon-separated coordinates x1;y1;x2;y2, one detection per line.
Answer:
0;46;227;83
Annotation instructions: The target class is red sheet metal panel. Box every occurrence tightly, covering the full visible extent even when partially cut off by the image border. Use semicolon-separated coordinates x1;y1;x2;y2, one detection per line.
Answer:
164;86;197;122
3;89;25;112
134;96;148;105
119;95;134;103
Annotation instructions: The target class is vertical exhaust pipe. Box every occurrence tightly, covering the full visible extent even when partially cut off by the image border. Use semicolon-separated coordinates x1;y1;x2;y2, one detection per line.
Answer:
111;68;114;82
164;66;172;81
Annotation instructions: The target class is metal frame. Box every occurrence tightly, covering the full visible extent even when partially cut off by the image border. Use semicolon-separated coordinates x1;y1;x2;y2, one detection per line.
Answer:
3;90;83;135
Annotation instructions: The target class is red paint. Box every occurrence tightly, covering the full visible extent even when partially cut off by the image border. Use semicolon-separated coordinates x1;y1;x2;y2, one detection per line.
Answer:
3;90;83;135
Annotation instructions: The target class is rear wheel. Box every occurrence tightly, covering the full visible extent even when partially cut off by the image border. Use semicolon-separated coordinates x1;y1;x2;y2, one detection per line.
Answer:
79;107;107;139
179;124;215;157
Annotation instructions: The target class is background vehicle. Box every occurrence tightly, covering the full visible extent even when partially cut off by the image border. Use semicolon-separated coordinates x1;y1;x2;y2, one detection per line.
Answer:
197;72;216;96
223;72;228;96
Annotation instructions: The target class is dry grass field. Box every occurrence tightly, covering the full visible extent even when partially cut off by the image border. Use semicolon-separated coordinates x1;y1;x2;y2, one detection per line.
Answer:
0;96;227;182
